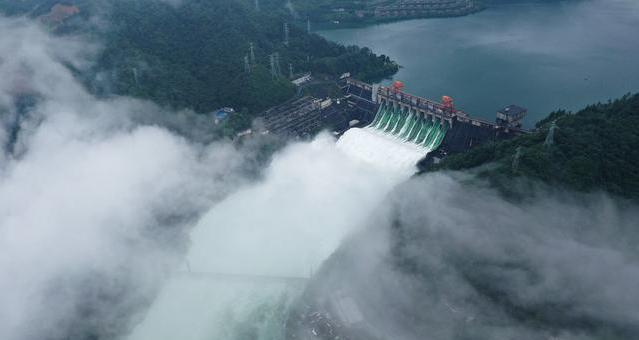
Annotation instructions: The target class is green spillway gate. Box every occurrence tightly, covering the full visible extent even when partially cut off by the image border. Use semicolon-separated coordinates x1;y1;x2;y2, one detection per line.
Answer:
367;104;449;152
369;104;385;127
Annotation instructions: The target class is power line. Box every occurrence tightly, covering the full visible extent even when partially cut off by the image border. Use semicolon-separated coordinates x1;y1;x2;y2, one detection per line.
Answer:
270;53;281;78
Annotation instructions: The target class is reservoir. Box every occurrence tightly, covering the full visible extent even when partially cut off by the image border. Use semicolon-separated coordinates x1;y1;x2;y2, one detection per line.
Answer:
318;0;639;126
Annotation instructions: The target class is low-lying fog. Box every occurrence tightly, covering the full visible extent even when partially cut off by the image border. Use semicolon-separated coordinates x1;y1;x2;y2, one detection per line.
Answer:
0;16;406;340
1;12;638;340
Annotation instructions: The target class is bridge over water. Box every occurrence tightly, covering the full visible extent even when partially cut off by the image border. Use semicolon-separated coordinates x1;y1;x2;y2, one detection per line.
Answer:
175;271;309;284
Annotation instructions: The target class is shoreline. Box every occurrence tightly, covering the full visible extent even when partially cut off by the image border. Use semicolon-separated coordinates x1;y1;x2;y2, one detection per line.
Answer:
308;2;485;31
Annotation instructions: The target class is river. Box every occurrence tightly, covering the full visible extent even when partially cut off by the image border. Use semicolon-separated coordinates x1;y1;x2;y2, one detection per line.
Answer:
318;0;639;126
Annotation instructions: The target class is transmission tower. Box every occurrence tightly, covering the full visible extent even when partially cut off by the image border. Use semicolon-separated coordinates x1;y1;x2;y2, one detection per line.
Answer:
512;146;523;174
269;54;275;78
132;67;139;86
249;42;256;65
283;22;290;46
244;55;251;73
289;63;294;78
307;17;311;34
270;53;281;78
275;53;281;77
544;121;558;148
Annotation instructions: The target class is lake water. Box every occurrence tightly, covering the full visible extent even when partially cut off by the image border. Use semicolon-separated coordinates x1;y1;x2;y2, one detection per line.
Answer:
319;0;639;126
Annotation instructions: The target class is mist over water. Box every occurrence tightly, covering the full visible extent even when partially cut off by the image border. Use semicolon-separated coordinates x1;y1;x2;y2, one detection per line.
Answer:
128;133;415;340
128;92;433;338
0;17;255;340
319;0;639;126
300;174;639;340
0;15;418;340
337;128;425;174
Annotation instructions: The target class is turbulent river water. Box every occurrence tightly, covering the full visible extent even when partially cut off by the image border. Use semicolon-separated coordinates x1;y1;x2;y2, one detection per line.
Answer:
319;0;639;126
127;134;418;340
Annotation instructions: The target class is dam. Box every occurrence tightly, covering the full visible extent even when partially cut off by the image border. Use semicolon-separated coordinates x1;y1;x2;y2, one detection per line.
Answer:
335;78;526;169
256;77;526;171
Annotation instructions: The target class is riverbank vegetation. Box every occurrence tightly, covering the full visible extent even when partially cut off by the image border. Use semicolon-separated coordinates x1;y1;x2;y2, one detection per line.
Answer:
433;94;639;199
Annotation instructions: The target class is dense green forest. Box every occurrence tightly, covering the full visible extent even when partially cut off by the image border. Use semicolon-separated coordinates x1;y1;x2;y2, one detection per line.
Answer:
0;0;398;129
433;94;639;199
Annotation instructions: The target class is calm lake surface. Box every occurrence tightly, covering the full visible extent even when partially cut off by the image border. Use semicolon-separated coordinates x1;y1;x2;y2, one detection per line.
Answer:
319;0;639;126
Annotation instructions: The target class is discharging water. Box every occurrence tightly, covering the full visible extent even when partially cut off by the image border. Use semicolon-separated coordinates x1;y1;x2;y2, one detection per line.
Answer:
337;103;447;172
127;135;412;340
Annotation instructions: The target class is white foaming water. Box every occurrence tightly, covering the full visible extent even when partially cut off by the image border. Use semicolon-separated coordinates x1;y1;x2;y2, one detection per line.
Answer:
128;277;303;340
127;134;411;340
336;127;427;174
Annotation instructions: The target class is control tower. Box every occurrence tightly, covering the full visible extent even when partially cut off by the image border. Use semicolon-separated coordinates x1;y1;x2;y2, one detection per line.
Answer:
496;105;527;129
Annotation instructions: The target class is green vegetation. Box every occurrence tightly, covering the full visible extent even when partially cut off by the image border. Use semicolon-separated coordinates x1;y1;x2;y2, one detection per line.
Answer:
0;0;398;134
433;94;639;199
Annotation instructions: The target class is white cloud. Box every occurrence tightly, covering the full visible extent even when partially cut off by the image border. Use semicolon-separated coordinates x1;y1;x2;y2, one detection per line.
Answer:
0;15;412;340
0;17;247;340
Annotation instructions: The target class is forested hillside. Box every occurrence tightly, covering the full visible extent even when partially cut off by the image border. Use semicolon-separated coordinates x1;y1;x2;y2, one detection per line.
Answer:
433;94;639;199
0;0;398;117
